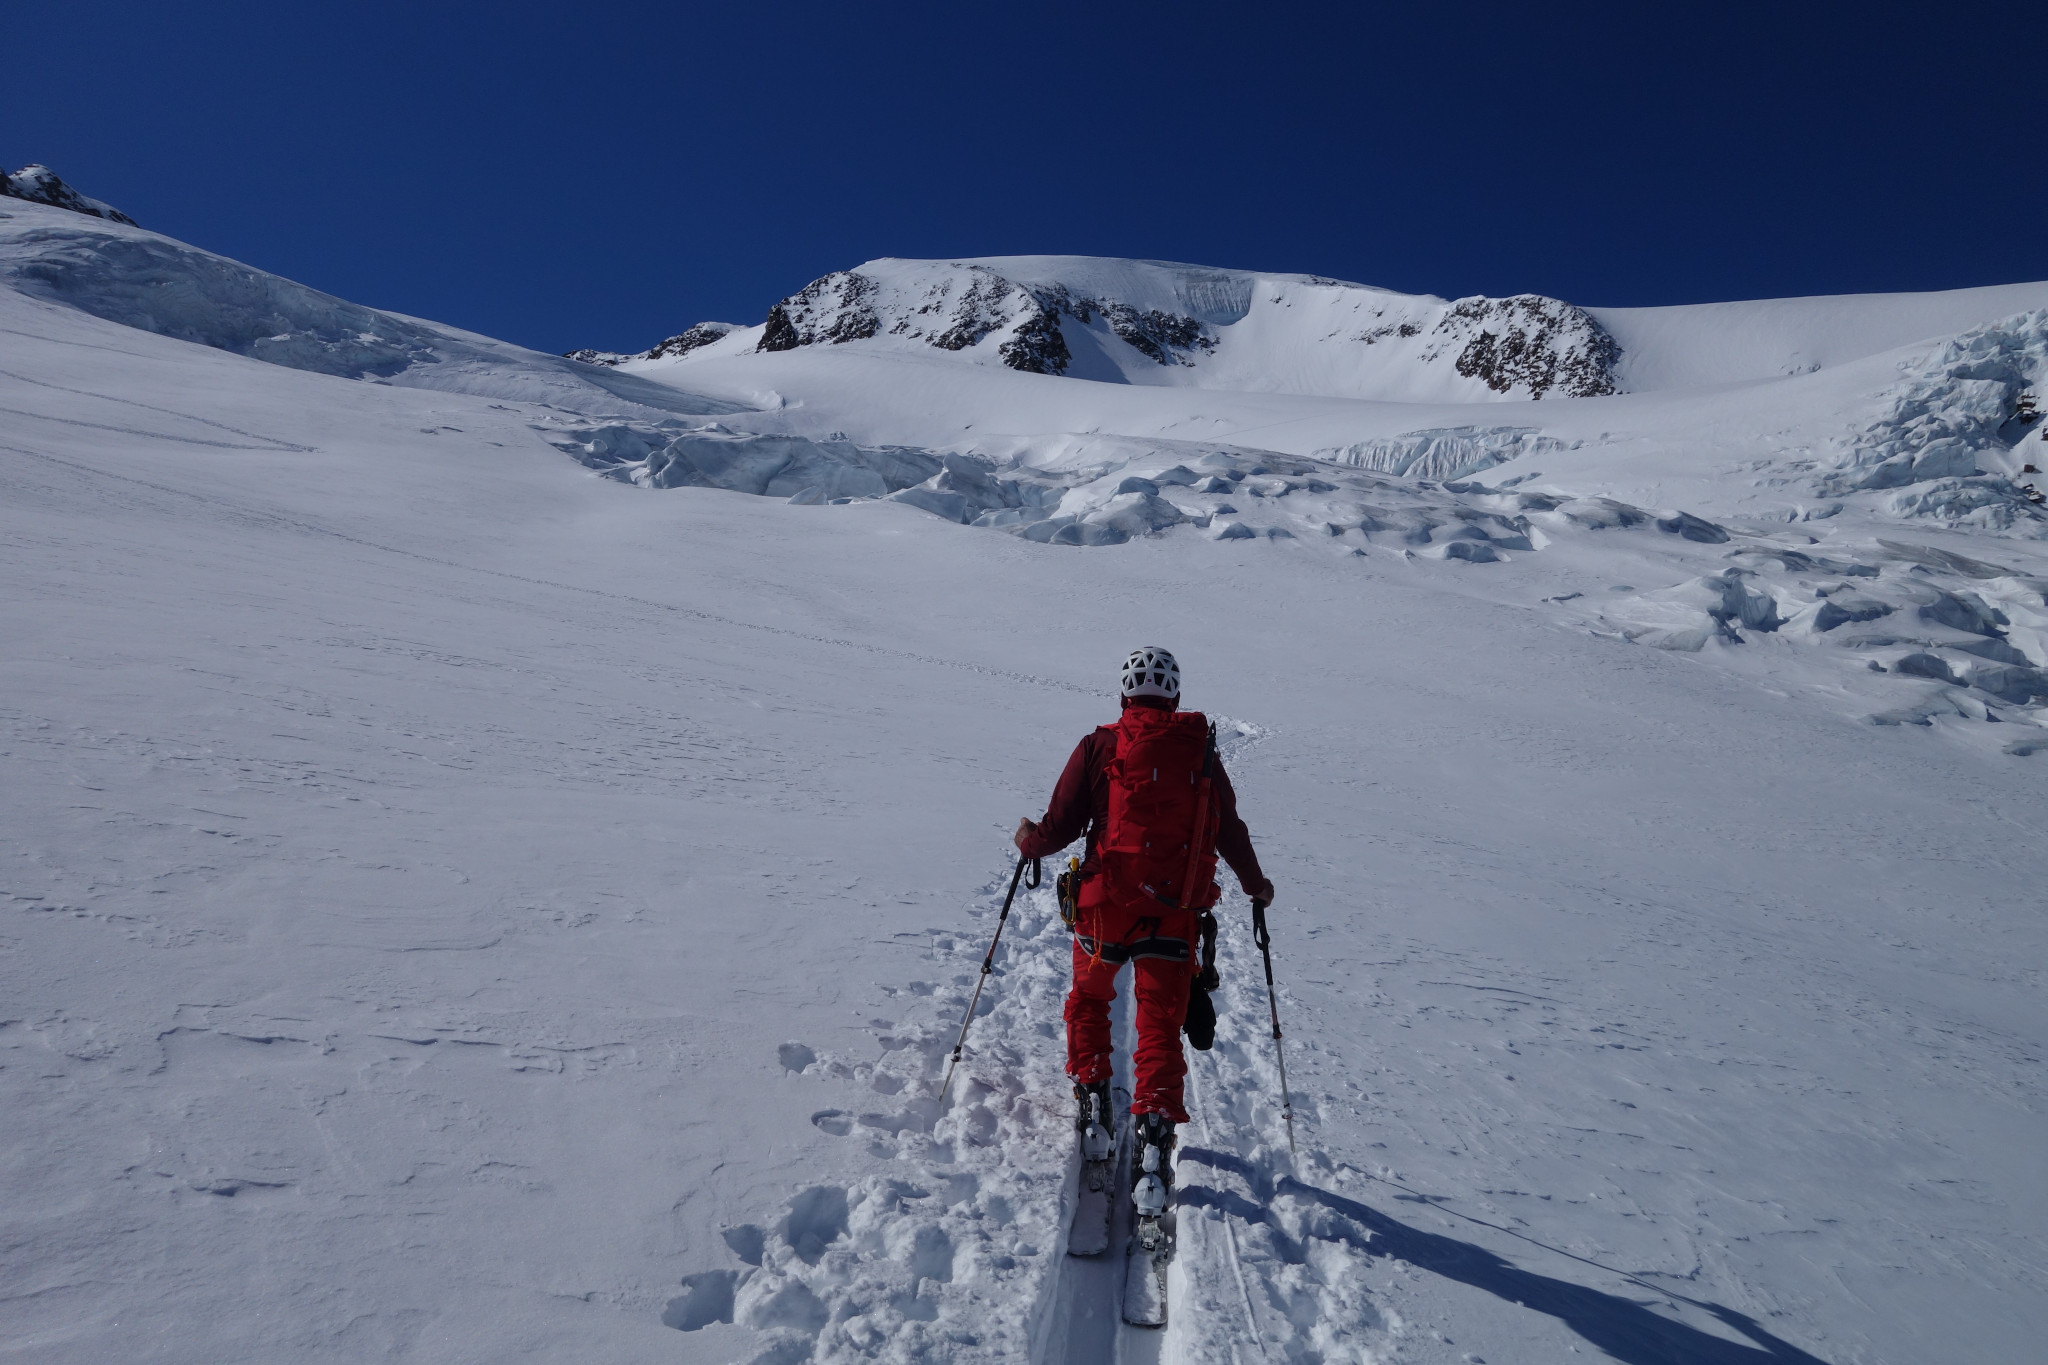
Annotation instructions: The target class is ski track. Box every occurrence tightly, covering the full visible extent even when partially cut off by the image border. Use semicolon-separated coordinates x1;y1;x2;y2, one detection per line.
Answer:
0;358;321;450
673;825;1907;1364
9;351;2035;1364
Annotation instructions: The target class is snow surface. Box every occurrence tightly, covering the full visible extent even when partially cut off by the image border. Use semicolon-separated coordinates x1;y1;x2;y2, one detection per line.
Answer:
4;194;2048;1364
1591;283;2048;392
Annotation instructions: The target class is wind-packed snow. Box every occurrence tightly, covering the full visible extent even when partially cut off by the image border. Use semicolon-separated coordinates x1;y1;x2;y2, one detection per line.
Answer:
4;189;2048;1365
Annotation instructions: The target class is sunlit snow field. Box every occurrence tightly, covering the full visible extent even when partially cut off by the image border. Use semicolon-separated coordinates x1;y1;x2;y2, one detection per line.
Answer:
3;203;2046;1365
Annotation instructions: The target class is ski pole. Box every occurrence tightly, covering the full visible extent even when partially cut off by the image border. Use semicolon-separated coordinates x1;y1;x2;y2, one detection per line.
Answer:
1252;895;1297;1155
939;852;1040;1104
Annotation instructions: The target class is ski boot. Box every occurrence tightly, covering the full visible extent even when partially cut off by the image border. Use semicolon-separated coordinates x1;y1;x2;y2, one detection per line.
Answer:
1074;1079;1114;1162
1131;1111;1176;1249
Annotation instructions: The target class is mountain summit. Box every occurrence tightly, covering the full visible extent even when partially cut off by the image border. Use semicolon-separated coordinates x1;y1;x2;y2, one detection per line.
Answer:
753;256;1618;402
1;164;136;226
581;256;1622;404
587;254;2048;411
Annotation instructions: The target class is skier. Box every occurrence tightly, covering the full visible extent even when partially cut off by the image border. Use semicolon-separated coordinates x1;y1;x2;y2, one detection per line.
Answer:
1013;646;1272;1193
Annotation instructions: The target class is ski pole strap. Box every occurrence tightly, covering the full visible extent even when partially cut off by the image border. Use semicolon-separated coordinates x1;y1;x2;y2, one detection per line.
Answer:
1251;896;1271;951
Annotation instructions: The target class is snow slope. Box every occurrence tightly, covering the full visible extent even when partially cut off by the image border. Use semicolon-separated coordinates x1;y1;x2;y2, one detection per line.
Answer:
0;202;740;419
4;191;2048;1365
1591;282;2048;391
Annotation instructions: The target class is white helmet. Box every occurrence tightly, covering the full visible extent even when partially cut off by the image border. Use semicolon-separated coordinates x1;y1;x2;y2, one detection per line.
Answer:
1120;646;1180;701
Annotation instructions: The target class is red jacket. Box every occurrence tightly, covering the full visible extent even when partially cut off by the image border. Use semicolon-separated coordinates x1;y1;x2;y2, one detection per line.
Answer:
1019;707;1266;896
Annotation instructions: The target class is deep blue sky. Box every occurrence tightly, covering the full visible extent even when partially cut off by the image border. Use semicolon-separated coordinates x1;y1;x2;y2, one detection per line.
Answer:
7;1;2041;355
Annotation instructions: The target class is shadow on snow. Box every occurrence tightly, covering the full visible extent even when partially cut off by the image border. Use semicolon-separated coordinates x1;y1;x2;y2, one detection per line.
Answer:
1175;1146;1831;1365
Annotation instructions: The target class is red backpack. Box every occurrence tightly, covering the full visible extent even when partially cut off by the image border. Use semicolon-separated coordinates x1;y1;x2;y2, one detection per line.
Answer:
1100;708;1221;911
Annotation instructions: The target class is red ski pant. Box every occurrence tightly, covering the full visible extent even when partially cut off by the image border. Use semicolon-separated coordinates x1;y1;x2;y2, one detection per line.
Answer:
1064;894;1198;1123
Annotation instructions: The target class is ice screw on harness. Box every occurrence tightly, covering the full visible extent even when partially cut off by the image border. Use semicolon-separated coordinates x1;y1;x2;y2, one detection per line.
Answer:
1252;894;1297;1155
939;853;1040;1105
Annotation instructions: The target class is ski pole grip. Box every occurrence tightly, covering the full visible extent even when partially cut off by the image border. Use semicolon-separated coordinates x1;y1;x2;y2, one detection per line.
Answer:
1251;896;1271;950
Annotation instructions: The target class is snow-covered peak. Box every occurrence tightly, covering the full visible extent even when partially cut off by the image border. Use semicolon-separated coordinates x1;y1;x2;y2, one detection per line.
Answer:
1;164;136;226
743;255;1618;403
616;254;2048;408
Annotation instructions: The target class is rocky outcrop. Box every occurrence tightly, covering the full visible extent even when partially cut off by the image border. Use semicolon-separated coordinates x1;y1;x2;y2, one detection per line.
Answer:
1024;286;1216;369
1095;299;1212;366
1434;295;1618;398
2;165;137;226
565;321;736;367
997;303;1070;374
927;271;1019;351
759;272;881;352
648;322;736;359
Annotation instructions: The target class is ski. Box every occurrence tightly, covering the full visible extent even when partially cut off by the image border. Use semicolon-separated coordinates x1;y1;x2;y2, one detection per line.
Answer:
1120;1121;1174;1328
1066;1085;1125;1257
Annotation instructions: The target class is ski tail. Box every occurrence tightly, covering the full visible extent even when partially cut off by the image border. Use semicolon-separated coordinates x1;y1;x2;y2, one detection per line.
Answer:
1122;1115;1174;1327
1066;1086;1128;1258
1121;1216;1171;1327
